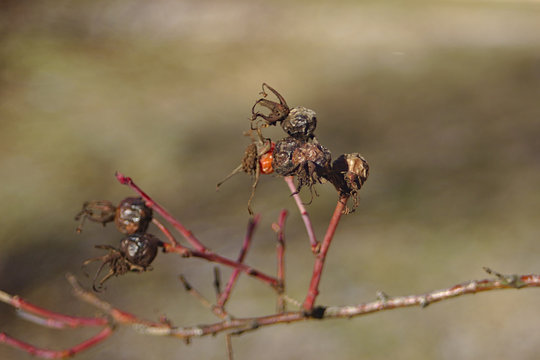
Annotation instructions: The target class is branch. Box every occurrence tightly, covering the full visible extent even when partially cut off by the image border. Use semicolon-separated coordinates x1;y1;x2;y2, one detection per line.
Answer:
284;176;319;254
303;196;349;311
217;215;260;308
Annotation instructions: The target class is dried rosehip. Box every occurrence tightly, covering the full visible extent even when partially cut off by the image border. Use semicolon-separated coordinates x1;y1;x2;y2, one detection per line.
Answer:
120;233;160;269
281;107;317;140
251;83;290;126
75;200;116;233
273;137;332;198
75;197;152;235
115;197;153;235
82;233;162;291
329;153;369;212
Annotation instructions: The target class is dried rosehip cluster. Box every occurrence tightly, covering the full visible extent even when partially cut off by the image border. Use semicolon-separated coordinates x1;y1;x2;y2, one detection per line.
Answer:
221;83;369;213
75;197;161;291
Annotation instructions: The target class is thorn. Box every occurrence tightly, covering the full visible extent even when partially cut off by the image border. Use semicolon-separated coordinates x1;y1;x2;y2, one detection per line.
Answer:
376;290;390;302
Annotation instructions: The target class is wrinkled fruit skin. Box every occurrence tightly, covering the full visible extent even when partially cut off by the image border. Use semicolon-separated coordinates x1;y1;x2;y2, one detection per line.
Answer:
281;107;317;140
273;137;332;192
120;233;160;269
273;137;305;176
115;197;153;235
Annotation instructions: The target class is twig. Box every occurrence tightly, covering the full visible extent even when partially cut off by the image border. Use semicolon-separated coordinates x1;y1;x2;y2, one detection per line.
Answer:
151;218;181;248
273;210;288;311
217;215;260;308
284;176;320;254
0;327;113;359
303;196;349;311
179;275;228;319
0;289;106;329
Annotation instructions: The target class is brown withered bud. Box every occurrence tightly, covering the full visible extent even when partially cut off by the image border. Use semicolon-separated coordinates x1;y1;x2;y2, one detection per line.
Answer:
114;197;153;235
281;107;317;140
75;200;116;233
330;153;369;212
251;83;290;126
273;137;332;199
82;233;162;291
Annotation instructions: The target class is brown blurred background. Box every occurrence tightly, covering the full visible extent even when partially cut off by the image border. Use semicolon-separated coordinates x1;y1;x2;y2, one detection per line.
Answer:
1;0;540;359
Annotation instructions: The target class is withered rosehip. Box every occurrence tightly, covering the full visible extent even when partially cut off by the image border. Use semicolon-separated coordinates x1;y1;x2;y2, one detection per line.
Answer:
329;153;369;212
273;137;332;195
281;107;317;140
120;233;160;269
75;197;153;235
115;197;153;235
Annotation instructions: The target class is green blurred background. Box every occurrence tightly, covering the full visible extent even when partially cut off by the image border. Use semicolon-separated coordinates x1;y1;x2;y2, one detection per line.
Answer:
1;0;540;359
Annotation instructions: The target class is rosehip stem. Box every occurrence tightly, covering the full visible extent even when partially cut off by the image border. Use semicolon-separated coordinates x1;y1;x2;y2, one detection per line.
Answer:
115;172;208;253
302;196;349;311
275;209;288;311
283;176;320;254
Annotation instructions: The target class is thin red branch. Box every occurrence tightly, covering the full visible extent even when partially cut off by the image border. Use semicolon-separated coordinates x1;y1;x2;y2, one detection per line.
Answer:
151;218;181;247
179;275;229;319
303;196;349;311
274;210;288;312
115;172;208;253
284;176;319;254
217;215;260;308
0;290;106;329
0;327;113;359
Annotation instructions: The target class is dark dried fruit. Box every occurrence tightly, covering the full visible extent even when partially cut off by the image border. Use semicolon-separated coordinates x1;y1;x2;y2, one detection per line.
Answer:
273;137;332;199
82;233;162;291
281;107;317;140
120;233;160;269
115;197;153;235
75;197;152;235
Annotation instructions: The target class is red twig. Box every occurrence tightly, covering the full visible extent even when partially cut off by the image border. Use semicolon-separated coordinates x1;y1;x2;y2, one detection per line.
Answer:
0;327;113;359
274;210;288;311
151;218;181;248
284;176;319;254
0;290;106;329
303;196;349;311
115;172;207;253
217;215;260;308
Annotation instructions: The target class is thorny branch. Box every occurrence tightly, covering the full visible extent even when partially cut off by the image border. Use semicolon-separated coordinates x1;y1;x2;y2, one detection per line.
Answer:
2;271;539;357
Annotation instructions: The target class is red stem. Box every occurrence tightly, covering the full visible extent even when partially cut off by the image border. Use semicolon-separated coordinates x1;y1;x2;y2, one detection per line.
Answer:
0;326;113;359
276;210;287;290
302;196;349;311
217;214;260;307
0;292;106;328
284;176;319;254
116;172;208;253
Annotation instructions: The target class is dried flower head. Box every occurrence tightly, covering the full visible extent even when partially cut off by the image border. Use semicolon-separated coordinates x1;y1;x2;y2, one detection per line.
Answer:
329;153;369;212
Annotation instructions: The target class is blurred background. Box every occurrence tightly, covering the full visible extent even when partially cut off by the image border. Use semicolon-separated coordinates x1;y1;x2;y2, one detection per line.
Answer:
1;0;540;359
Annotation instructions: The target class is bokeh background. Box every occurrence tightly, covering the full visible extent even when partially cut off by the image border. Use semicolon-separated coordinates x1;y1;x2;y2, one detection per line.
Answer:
1;0;540;359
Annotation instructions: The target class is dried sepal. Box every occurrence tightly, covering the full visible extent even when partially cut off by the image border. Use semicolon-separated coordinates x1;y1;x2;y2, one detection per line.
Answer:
251;83;290;126
75;200;116;233
217;132;275;214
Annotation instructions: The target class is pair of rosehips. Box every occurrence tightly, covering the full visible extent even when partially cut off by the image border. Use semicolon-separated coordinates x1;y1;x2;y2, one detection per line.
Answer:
75;197;161;291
